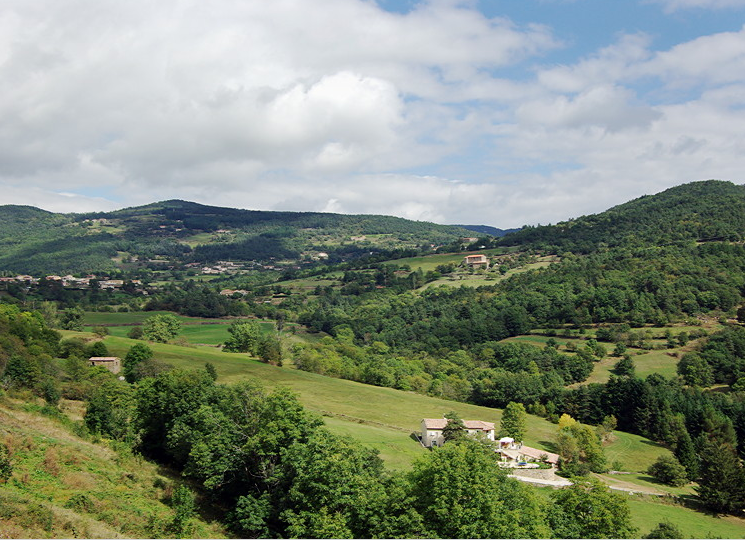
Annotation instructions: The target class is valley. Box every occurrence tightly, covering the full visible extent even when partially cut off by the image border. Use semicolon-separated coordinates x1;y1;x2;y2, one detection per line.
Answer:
2;180;745;538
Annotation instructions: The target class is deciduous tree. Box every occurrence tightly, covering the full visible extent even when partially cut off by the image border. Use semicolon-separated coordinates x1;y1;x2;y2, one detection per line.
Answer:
499;401;527;441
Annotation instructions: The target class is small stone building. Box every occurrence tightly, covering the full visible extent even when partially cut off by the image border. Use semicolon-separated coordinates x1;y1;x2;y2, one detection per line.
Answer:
463;254;489;269
421;418;495;448
88;356;122;374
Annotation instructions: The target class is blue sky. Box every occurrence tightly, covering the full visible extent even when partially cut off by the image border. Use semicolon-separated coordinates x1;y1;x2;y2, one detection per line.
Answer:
2;0;745;226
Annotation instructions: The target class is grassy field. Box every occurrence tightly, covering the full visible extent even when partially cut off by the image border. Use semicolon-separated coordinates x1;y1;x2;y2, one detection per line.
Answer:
503;327;707;386
420;256;559;290
626;496;745;539
83;311;278;346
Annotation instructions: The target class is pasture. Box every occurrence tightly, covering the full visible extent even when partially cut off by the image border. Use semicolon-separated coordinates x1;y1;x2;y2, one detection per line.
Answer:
82;311;278;346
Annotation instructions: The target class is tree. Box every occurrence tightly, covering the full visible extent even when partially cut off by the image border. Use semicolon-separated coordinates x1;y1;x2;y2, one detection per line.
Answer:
124;343;153;383
597;415;617;443
646;455;688;487
548;477;637;538
127;326;144;340
204;362;218;382
673;427;699;481
92;326;109;338
41;377;61;407
556;419;607;475
499;401;527;441
223;321;261;355
87;340;109;358
613;355;635;377
143;314;181;343
169;484;196;538
408;440;550;538
60;307;84;331
441;411;466;444
257;335;282;365
695;438;745;514
677;353;713;387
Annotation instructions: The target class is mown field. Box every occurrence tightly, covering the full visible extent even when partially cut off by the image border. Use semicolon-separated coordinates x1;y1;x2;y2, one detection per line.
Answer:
82;311;279;346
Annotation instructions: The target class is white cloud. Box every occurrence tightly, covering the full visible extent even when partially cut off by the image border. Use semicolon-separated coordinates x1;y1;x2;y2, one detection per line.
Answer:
0;0;558;217
648;0;745;12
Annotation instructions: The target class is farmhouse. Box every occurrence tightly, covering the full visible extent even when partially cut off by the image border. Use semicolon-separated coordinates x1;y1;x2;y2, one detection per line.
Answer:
420;418;495;448
496;437;560;468
463;254;489;269
89;357;122;374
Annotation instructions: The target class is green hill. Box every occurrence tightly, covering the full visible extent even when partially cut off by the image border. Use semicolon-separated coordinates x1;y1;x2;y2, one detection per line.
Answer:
499;180;745;252
0;200;471;274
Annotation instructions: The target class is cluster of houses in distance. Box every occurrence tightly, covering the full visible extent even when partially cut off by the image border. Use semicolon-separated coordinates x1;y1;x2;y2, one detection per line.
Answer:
0;275;141;290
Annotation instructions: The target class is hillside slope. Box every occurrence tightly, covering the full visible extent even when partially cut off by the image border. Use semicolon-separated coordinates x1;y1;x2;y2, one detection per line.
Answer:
499;180;745;252
0;200;471;274
0;398;228;538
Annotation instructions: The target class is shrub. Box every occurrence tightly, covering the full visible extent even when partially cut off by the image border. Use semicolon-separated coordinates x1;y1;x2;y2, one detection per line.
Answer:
0;443;12;482
646;455;688;487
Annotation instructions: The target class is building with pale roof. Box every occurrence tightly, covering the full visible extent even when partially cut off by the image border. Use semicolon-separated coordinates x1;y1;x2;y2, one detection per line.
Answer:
420;417;495;448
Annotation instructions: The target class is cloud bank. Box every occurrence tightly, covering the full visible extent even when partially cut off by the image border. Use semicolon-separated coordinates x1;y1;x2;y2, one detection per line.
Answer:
1;0;745;226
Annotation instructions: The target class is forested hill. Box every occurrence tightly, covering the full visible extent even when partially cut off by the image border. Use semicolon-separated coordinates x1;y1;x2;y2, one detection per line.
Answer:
452;224;519;237
0;200;472;274
498;180;745;253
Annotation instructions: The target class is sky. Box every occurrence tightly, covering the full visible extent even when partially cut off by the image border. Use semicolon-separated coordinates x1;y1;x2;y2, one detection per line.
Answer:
2;0;745;227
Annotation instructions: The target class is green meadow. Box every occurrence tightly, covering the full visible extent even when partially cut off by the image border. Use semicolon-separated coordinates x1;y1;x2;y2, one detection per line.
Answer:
82;311;278;346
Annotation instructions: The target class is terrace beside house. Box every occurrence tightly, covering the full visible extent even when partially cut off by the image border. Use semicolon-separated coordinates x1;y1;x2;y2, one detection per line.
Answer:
496;437;560;468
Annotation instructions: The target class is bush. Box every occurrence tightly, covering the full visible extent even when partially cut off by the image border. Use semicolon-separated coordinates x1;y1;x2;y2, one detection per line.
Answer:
0;443;12;482
646;455;688;487
127;327;144;340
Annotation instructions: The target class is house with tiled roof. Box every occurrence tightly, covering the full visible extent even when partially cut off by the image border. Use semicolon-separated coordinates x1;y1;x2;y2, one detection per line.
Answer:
496;437;559;467
420;417;495;448
463;254;489;268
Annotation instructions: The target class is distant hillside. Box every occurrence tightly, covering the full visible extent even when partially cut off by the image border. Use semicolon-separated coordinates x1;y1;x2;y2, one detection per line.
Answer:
0;200;470;274
499;180;745;253
452;224;519;237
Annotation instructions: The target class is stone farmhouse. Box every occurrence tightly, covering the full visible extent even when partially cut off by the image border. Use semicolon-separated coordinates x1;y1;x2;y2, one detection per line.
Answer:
420;418;495;448
463;254;489;269
89;357;122;374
